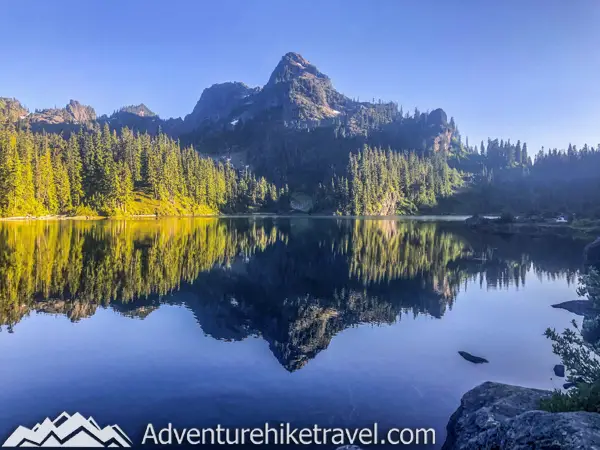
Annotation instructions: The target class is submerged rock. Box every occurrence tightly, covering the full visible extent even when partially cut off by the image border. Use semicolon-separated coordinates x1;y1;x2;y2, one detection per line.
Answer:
458;351;489;364
554;364;565;378
552;299;598;316
443;381;600;449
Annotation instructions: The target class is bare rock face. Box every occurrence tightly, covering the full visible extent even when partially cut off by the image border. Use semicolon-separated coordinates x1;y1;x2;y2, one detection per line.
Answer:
260;52;349;124
443;381;600;450
0;97;28;122
30;100;96;125
290;193;314;213
66;99;96;122
184;82;259;128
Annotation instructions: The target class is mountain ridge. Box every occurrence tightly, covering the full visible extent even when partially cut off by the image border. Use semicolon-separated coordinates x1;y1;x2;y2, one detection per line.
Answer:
0;52;456;193
0;52;451;146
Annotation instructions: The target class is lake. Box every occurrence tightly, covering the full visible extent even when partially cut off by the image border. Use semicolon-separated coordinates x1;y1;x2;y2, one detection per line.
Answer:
0;218;586;448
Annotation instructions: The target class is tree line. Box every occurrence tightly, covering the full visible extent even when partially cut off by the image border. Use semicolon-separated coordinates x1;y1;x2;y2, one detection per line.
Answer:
0;218;287;331
0;124;287;217
1;218;579;334
317;146;463;215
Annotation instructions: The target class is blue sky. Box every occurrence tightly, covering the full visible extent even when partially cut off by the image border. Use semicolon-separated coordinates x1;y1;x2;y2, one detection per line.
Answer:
2;0;599;152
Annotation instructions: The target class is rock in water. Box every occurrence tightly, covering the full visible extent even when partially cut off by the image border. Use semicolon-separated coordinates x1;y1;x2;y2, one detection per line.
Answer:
442;381;600;449
554;364;565;377
458;351;489;364
551;300;597;316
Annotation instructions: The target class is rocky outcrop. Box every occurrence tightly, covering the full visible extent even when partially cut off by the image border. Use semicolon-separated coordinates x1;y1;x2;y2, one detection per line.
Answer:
25;100;97;132
552;299;599;316
119;104;155;117
183;82;259;129
259;52;350;124
65;99;96;122
34;299;99;322
443;381;600;450
290;193;314;213
0;97;28;122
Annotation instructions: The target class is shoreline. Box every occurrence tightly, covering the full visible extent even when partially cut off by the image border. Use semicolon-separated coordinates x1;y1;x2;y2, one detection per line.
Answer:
465;221;599;240
0;213;483;223
0;214;219;222
0;214;598;239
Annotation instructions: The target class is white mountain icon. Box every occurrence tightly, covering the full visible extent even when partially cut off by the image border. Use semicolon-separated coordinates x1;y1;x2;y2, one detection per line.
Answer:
2;412;132;447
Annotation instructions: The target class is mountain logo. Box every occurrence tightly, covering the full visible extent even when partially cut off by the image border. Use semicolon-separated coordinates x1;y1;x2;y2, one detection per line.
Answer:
2;412;132;447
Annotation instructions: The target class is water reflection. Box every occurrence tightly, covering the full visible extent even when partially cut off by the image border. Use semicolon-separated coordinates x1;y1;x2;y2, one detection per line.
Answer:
0;218;583;371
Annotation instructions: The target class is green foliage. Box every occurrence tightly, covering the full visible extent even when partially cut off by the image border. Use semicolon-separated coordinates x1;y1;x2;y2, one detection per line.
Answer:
540;380;600;413
577;268;600;310
0;125;285;217
542;269;600;412
544;321;600;384
318;146;462;215
72;204;98;217
447;142;600;217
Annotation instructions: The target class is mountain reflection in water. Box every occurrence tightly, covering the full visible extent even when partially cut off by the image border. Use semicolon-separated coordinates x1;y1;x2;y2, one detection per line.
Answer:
0;218;583;372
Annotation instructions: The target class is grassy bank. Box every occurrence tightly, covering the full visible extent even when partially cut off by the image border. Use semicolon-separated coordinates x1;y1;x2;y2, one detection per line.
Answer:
0;192;219;221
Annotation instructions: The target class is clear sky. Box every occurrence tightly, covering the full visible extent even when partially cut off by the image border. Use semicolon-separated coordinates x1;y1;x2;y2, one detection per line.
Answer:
2;0;599;152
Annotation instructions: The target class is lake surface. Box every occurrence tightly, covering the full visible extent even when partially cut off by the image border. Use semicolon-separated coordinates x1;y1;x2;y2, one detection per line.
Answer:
0;218;586;448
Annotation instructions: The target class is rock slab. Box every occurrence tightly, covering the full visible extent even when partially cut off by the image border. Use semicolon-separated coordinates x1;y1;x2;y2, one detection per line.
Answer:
443;381;600;449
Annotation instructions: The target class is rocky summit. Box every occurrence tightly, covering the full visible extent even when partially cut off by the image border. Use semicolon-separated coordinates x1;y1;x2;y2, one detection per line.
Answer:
29;99;96;125
180;52;419;134
1;52;451;144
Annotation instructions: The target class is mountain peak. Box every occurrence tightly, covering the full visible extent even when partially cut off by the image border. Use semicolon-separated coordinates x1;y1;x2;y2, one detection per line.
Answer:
268;52;329;85
117;104;156;117
282;52;311;67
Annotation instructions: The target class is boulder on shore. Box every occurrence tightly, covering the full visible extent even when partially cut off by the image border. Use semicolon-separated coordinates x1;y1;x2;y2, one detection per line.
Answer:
443;381;600;450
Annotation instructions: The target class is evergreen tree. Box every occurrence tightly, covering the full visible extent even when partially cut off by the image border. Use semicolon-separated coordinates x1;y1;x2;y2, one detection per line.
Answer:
35;144;58;214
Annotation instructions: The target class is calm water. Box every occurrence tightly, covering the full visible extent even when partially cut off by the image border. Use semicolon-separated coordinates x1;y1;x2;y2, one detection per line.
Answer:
0;218;586;448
